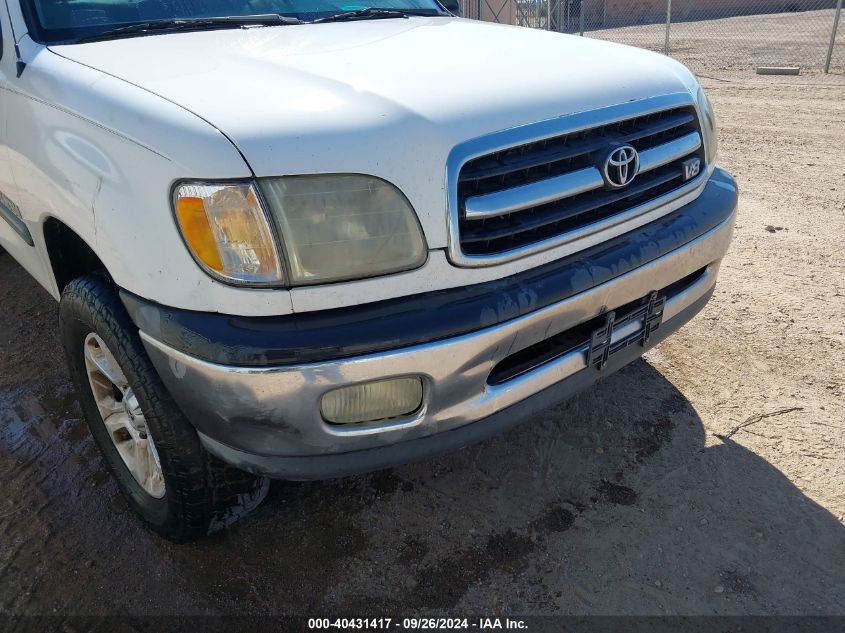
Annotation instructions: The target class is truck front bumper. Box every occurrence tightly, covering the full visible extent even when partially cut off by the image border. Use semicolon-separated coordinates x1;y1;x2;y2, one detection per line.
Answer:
127;168;738;480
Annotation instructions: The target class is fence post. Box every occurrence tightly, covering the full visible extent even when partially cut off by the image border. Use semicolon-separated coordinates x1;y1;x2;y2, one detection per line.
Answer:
664;0;672;55
579;0;585;34
825;0;843;73
547;0;552;29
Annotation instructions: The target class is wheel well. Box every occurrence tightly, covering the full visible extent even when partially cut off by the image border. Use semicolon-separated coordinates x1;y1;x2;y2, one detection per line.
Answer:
43;218;108;293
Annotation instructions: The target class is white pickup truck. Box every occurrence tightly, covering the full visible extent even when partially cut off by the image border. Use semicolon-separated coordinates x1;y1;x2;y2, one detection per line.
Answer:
0;0;736;541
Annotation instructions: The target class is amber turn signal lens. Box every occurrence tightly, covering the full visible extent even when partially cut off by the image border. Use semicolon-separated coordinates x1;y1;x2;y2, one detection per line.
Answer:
176;196;224;272
174;183;284;285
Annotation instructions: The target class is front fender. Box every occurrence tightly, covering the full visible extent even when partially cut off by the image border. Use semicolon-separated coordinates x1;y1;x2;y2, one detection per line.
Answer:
5;43;295;315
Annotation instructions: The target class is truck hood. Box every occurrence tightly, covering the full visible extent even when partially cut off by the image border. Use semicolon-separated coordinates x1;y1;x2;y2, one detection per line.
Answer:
51;18;698;246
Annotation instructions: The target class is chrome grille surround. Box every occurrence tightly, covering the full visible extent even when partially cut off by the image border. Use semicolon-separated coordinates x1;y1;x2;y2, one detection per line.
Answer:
446;92;714;267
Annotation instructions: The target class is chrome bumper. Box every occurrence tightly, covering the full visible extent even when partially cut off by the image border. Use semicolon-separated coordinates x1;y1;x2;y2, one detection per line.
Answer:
140;196;736;471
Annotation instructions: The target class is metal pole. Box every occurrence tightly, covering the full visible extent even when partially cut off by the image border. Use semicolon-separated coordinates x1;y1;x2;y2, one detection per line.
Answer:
825;0;843;73
547;0;552;29
579;0;585;35
664;0;672;55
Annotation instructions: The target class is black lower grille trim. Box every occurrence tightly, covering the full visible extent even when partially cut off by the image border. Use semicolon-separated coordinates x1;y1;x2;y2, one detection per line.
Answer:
486;266;708;386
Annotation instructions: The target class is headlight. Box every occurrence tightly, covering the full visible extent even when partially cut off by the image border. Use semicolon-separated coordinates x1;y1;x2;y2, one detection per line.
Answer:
174;176;427;287
696;86;718;163
174;182;284;286
259;174;427;285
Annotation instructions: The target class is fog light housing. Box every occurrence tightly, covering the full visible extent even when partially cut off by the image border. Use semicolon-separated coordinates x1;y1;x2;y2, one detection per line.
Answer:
321;377;424;426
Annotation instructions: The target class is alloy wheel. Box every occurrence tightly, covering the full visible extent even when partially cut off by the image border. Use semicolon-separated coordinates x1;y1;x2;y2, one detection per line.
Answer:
83;333;165;498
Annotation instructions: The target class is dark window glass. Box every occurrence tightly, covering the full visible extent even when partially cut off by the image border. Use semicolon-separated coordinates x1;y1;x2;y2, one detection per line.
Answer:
22;0;445;44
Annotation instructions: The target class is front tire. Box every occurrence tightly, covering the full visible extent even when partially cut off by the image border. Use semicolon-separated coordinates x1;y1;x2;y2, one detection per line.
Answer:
59;275;269;542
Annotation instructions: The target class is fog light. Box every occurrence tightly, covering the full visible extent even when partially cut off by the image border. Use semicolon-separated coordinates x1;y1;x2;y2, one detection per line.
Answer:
321;377;424;425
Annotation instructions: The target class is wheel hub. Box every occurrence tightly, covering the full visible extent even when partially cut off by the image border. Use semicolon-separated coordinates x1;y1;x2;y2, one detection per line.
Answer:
83;333;165;499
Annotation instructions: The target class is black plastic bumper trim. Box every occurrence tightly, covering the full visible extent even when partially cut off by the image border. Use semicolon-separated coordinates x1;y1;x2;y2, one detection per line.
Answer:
121;168;737;368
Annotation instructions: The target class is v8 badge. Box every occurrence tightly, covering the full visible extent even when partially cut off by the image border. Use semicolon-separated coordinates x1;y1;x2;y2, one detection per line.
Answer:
682;157;701;181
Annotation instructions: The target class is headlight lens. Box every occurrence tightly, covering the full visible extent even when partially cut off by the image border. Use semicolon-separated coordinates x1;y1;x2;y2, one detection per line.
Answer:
260;175;427;285
697;86;718;163
174;182;284;285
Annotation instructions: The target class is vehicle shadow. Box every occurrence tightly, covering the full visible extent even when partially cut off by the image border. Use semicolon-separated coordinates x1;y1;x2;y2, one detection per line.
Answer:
1;255;843;615
184;358;844;615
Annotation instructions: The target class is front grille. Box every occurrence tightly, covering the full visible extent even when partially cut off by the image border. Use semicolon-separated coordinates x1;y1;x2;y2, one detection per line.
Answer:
457;106;705;257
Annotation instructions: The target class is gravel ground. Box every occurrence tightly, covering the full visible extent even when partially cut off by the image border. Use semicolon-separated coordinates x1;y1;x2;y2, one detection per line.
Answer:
1;69;844;617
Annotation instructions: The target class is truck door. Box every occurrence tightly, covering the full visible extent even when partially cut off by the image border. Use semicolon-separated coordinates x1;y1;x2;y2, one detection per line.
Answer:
0;1;57;294
0;3;34;256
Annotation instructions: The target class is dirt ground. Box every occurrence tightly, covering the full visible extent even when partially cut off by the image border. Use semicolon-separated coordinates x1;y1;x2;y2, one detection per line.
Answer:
1;58;844;618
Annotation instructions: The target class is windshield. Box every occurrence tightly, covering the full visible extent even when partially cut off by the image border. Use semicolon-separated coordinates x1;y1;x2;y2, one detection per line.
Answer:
23;0;446;44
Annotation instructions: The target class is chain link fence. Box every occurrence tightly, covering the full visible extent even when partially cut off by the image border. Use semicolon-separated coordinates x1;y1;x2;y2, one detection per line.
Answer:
458;0;845;73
